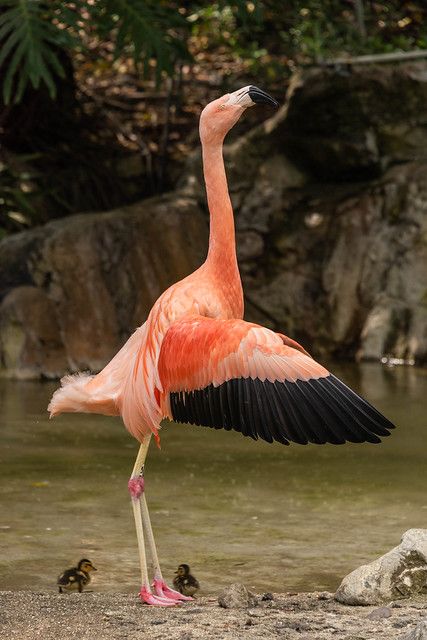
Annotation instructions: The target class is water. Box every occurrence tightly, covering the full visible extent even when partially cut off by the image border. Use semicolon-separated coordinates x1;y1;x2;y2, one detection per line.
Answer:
0;363;426;595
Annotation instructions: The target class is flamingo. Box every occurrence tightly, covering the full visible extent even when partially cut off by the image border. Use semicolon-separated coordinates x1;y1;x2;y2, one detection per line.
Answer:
48;85;395;606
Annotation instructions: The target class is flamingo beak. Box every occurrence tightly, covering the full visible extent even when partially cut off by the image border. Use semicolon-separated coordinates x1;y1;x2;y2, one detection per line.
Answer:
248;86;279;108
223;86;279;109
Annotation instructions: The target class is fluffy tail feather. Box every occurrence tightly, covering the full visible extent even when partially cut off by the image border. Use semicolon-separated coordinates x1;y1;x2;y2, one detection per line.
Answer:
48;373;120;417
48;325;148;421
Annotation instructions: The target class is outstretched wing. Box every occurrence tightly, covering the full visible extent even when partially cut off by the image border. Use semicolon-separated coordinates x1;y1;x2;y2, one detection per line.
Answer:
157;316;395;445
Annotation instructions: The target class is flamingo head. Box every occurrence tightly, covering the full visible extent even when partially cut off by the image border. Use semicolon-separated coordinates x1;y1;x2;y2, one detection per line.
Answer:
199;85;279;145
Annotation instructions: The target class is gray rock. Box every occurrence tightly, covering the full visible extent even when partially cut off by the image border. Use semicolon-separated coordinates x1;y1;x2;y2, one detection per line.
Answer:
367;606;392;620
218;583;257;609
335;529;427;606
0;196;207;378
400;619;427;640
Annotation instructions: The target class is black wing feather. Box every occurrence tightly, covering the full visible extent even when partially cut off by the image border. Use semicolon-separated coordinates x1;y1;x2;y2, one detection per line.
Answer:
169;375;395;445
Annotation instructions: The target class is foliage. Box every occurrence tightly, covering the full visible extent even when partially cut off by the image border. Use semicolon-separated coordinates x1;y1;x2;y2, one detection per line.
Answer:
0;0;192;104
0;0;256;105
1;1;427;105
1;0;427;237
0;152;39;237
0;1;75;104
186;1;427;75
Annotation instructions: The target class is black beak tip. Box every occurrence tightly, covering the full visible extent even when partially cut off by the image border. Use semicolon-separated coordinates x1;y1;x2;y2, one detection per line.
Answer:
248;86;279;108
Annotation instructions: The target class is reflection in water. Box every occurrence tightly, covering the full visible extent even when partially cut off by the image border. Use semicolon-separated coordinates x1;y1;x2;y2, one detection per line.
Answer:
0;363;426;594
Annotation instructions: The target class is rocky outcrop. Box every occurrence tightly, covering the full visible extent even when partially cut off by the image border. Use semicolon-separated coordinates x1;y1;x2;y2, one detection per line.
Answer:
0;196;207;377
1;62;427;377
335;529;427;605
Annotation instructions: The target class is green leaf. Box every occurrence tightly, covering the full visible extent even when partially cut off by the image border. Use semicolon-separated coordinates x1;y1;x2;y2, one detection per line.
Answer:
98;0;191;74
3;37;28;103
0;0;67;104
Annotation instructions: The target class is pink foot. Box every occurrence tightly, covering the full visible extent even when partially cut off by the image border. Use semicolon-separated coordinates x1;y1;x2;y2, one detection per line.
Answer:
139;586;177;606
153;578;194;602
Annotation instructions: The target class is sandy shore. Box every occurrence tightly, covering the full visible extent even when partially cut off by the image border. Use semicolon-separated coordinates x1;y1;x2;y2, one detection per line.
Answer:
0;591;427;640
1;590;426;639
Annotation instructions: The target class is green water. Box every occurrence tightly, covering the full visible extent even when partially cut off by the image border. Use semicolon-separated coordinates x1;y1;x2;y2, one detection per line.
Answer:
0;363;426;596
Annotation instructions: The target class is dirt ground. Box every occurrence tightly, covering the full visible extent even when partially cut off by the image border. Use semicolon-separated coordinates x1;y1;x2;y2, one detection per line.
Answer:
1;590;426;640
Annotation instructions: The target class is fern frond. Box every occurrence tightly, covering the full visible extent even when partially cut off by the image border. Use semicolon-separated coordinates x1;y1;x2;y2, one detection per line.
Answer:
92;0;191;77
0;0;75;104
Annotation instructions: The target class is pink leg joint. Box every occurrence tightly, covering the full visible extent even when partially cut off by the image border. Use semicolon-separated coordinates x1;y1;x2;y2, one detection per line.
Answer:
128;476;145;500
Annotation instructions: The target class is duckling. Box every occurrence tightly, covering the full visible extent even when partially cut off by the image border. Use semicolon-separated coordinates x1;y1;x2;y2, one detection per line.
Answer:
172;564;199;597
57;559;97;593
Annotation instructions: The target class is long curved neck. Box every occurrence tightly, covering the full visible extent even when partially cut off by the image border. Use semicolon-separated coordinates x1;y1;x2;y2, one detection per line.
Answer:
202;141;238;274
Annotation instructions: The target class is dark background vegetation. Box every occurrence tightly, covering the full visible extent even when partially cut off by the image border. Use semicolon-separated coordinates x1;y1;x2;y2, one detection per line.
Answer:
1;0;426;238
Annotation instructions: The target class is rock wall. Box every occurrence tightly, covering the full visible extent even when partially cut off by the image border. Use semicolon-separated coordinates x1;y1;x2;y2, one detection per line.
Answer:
1;62;427;378
0;197;207;377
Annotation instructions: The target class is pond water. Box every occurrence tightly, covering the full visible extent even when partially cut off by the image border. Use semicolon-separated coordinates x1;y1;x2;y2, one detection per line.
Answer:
0;362;426;596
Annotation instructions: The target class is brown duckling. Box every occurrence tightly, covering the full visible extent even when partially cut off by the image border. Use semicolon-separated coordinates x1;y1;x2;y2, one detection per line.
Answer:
172;563;199;597
57;558;97;593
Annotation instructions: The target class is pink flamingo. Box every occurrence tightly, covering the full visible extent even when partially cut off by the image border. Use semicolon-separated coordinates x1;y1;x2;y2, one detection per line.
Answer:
48;86;395;606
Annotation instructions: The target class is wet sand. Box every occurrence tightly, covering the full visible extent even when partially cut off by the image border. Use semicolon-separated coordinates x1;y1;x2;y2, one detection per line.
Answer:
1;590;426;640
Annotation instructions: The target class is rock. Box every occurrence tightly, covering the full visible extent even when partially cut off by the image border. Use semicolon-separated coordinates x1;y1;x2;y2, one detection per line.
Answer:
367;606;392;620
0;286;67;378
261;592;274;601
0;196;207;378
281;64;427;180
335;529;427;606
218;583;257;609
400;619;427;640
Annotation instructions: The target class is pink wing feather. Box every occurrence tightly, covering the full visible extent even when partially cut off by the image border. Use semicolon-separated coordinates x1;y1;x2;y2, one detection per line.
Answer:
158;316;326;393
158;316;394;445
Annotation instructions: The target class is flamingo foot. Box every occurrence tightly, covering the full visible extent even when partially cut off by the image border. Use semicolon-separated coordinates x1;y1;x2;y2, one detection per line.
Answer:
153;578;194;602
139;586;177;606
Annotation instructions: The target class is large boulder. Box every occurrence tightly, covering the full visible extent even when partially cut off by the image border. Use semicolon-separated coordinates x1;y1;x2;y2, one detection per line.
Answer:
335;529;427;606
0;196;207;378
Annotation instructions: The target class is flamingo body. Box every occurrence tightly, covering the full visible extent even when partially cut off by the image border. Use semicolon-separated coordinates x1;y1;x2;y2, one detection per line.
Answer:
49;259;243;444
48;86;395;604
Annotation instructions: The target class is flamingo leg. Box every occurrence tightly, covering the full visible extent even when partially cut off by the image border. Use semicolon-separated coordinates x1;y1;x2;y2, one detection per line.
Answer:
140;494;193;602
129;436;175;606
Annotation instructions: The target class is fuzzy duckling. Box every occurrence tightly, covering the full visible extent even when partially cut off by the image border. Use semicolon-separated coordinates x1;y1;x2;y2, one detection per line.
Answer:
57;558;97;593
172;564;199;597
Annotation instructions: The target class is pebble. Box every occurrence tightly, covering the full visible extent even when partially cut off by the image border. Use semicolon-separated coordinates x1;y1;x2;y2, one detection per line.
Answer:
218;583;257;609
185;607;204;614
367;606;392;620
